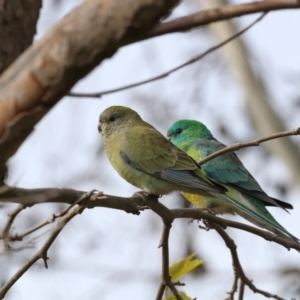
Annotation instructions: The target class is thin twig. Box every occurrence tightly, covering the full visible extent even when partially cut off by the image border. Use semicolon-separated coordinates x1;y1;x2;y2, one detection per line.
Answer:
0;204;26;249
211;223;285;300
68;13;266;99
0;205;84;300
145;0;300;40
198;127;300;165
0;187;85;205
0;187;144;215
5;206;73;242
238;281;245;300
225;273;239;300
157;222;178;300
173;208;300;251
144;196;182;300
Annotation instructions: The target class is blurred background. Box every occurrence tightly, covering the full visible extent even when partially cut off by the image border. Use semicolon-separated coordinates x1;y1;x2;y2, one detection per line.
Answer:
1;0;300;299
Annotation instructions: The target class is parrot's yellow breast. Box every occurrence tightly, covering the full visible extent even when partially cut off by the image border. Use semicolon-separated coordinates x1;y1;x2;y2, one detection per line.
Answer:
182;192;237;215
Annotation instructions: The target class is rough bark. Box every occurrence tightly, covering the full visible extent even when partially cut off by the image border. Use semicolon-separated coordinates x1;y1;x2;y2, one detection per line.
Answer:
0;0;42;74
0;0;179;180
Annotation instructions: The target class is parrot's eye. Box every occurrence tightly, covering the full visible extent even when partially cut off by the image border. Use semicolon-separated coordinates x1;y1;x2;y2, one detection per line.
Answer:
109;115;116;122
175;128;183;134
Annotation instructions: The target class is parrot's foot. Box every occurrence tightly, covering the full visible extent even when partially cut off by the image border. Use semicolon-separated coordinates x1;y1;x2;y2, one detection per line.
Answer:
68;190;103;211
134;191;150;210
134;191;149;202
134;191;160;210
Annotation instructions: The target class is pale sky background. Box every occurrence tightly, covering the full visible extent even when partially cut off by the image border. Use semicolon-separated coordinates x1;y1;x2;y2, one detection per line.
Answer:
1;1;300;299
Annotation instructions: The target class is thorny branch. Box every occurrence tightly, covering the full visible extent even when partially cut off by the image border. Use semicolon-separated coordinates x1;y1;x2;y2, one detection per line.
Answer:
68;13;266;98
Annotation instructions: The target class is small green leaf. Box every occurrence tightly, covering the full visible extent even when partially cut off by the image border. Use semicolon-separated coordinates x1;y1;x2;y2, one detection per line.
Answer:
168;291;193;300
169;253;203;282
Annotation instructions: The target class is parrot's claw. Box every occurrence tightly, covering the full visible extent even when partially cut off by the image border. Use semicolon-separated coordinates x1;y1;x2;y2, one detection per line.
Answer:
134;191;150;210
134;191;161;210
134;190;149;204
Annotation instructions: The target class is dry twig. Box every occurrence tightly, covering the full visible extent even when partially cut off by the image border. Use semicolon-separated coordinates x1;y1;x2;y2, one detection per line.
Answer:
145;0;300;39
144;196;183;300
68;13;266;98
0;205;85;299
0;204;26;249
199;127;300;165
0;193;296;299
211;223;285;300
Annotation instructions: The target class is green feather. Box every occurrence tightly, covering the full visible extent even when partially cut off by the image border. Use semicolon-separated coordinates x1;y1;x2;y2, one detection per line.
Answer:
168;119;298;243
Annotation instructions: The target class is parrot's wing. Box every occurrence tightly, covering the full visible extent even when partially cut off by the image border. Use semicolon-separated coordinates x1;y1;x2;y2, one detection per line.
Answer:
193;139;291;210
121;127;225;193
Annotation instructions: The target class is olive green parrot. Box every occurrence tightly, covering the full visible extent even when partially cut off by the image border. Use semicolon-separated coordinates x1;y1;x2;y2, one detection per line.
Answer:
98;106;225;197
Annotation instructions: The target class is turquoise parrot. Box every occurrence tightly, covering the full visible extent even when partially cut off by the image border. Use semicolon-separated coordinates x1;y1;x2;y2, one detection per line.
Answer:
167;119;299;243
98;106;226;198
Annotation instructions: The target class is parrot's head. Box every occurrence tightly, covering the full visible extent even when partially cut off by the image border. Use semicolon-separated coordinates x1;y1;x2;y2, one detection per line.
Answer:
99;106;142;138
167;119;213;148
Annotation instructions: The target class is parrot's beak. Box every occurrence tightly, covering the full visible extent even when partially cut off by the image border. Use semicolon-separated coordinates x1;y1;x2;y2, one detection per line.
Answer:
166;132;170;140
98;122;102;133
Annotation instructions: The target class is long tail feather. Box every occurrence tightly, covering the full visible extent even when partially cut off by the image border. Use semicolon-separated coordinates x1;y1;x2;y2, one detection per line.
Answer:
215;193;299;244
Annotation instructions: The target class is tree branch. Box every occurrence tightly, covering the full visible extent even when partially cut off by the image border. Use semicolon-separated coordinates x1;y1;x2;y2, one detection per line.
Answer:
1;188;299;250
145;0;300;40
143;196;183;300
1;0;300;182
211;222;285;300
198;127;300;165
0;204;84;299
0;0;42;74
200;0;300;188
0;191;296;299
238;281;245;300
2;205;75;244
173;208;300;251
68;13;265;98
0;204;26;249
0;0;179;177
